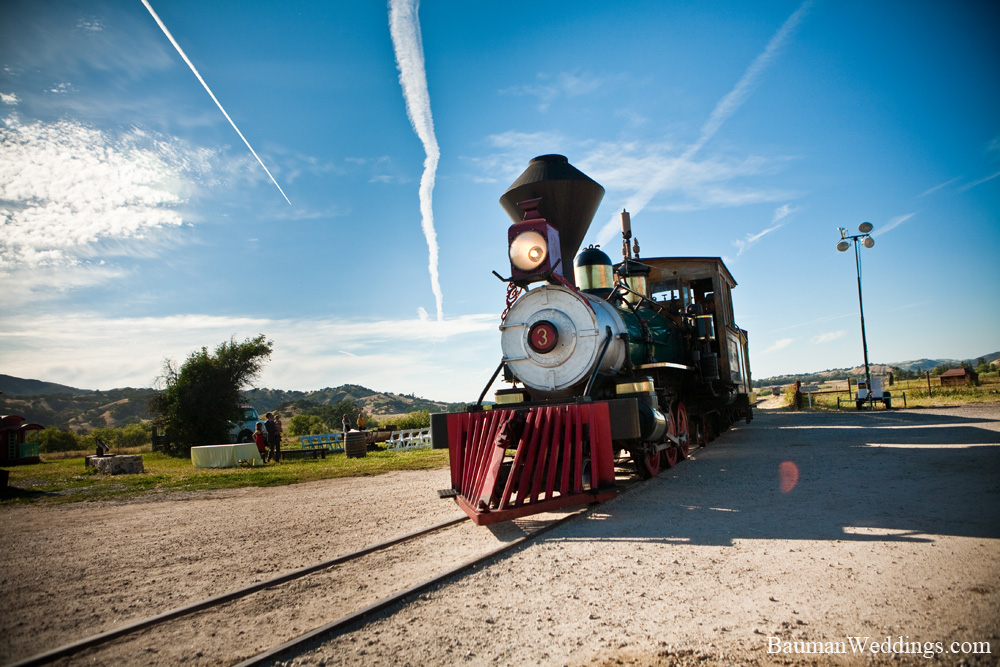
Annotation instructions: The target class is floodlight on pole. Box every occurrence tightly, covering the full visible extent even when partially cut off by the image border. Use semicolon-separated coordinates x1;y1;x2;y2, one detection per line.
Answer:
836;222;876;408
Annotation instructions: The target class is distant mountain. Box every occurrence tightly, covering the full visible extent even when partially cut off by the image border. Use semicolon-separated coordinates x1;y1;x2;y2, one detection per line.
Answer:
0;375;464;432
243;385;464;419
755;351;1000;386
0;374;89;397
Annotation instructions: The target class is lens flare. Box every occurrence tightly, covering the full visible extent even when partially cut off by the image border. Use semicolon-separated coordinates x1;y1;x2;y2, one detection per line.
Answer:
779;460;799;493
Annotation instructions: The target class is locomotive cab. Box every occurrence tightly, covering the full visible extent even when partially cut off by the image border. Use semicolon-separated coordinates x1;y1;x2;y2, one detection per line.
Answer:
640;256;753;400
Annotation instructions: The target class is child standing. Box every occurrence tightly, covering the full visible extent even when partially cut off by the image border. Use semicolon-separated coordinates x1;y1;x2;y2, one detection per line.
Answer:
253;422;268;462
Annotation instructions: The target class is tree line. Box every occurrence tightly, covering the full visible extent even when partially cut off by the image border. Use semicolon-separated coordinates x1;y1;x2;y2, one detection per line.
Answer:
31;423;154;453
758;358;997;387
886;358;994;380
283;403;430;436
27;335;432;456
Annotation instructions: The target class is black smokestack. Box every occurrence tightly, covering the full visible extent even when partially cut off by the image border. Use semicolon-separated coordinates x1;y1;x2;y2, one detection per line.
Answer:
499;155;605;286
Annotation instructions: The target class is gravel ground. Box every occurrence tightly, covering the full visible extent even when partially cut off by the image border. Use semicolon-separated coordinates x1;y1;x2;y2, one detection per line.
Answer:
2;405;998;666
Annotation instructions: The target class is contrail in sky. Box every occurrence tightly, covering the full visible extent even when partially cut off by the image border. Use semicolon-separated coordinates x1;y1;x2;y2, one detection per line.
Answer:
141;0;291;205
597;0;813;243
388;0;444;322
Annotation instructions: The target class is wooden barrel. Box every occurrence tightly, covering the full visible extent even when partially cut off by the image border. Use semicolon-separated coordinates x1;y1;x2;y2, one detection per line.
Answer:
344;431;367;459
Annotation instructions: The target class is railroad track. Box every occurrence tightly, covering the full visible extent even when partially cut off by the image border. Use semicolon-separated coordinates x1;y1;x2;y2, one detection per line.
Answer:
12;466;653;667
10;515;470;667
10;507;591;666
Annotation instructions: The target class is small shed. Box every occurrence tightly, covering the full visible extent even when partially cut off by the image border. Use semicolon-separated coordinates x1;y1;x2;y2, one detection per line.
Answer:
940;368;979;387
1;415;44;465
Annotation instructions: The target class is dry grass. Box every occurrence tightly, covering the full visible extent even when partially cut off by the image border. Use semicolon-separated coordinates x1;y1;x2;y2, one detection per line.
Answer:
4;447;449;505
771;374;1000;410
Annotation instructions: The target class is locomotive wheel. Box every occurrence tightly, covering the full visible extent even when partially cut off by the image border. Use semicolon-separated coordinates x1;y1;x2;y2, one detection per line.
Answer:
675;402;690;460
691;418;707;449
662;444;678;468
702;415;715;444
642;442;661;477
661;409;678;469
633;442;661;479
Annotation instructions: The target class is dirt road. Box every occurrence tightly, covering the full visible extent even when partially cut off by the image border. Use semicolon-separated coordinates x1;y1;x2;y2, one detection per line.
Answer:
2;405;998;666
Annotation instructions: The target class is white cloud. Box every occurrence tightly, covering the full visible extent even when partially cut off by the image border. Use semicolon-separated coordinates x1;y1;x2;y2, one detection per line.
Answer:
388;0;444;322
772;203;796;223
464;131;572;184
768;313;849;333
584;142;799;245
733;224;780;256
590;0;813;245
76;18;105;33
0;114;254;303
1;93;20;105
501;71;607;112
692;0;813;156
919;177;960;197
732;203;798;255
877;212;916;235
959;169;1000;192
0;311;500;401
763;338;794;354
0;116;190;273
811;331;845;344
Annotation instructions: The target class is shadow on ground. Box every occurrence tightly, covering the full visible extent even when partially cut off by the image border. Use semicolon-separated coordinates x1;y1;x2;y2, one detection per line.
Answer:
555;408;1000;546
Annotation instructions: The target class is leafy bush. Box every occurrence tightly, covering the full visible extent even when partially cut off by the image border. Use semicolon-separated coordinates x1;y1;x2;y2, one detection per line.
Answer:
79;423;152;450
287;414;328;436
29;428;82;452
391;410;430;430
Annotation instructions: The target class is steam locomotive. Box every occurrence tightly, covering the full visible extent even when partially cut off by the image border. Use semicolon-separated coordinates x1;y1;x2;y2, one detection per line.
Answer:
431;155;754;525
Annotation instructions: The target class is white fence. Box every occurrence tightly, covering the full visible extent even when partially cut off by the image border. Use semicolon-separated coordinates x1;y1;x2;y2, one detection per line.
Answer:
383;427;432;451
298;427;432;452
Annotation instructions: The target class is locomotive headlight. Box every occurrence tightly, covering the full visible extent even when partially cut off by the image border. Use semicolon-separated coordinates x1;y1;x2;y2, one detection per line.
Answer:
509;230;548;271
506;201;562;287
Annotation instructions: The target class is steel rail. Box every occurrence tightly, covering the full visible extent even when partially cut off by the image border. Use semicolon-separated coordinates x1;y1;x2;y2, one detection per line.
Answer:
15;463;659;667
234;477;652;666
233;508;588;667
9;515;468;667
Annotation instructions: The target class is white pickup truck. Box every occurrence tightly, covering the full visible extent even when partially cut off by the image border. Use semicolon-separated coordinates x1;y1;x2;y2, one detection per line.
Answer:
229;405;264;443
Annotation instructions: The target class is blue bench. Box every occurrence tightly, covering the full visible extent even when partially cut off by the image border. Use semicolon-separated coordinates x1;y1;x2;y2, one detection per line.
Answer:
298;433;345;453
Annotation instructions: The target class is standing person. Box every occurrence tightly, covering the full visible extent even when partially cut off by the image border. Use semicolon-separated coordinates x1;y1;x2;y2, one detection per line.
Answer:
274;414;283;440
357;412;367;431
253;422;268;462
264;412;280;463
342;413;351;434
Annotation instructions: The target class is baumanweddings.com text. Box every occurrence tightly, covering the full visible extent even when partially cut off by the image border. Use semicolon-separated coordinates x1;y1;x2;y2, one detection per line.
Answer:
768;636;992;659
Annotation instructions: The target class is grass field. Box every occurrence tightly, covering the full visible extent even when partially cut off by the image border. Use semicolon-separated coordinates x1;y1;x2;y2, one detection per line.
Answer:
2;446;449;506
6;377;998;505
775;374;1000;410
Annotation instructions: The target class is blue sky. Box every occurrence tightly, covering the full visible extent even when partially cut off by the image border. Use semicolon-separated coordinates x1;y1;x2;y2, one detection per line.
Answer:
1;0;998;402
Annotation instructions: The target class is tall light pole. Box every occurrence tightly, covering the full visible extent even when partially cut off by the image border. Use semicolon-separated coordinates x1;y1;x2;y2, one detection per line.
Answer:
837;222;875;407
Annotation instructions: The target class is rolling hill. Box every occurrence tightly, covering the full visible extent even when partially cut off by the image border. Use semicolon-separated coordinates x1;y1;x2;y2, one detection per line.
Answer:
0;375;463;432
754;351;1000;386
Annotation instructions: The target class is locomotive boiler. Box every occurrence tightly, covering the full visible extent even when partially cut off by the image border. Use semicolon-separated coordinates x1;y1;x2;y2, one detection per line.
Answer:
432;154;754;525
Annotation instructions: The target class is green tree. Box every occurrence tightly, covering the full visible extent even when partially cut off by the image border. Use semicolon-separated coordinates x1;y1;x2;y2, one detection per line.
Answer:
80;423;153;450
28;427;81;453
392;410;430;430
287;414;327;436
150;335;273;454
